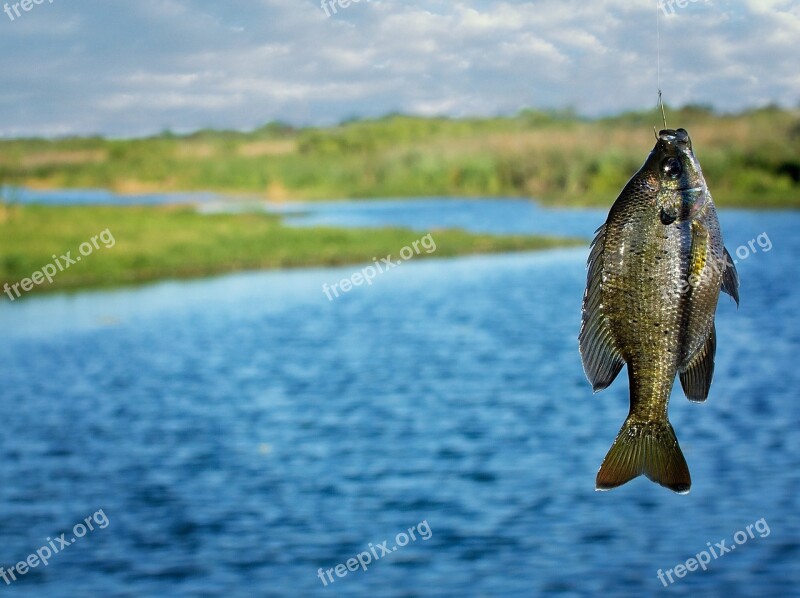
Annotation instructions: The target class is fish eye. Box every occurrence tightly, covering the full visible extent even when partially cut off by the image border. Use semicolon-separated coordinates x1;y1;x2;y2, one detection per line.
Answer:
662;157;682;179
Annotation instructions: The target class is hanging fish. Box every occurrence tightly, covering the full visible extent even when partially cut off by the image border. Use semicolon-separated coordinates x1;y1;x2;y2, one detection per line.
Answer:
579;128;739;494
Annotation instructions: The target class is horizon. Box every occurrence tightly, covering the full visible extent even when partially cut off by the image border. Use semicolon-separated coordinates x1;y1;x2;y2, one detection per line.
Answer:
0;102;794;142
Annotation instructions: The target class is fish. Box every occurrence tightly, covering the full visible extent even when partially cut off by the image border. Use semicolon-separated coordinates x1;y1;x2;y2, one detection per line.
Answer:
579;128;739;494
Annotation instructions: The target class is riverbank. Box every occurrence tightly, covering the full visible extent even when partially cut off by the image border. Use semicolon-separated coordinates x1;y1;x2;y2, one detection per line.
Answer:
0;203;580;297
0;106;797;209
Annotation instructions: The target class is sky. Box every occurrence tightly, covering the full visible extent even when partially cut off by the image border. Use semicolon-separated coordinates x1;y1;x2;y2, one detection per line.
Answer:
0;0;797;138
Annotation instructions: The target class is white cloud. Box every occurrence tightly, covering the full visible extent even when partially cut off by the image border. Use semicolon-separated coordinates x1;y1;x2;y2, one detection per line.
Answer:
0;0;795;137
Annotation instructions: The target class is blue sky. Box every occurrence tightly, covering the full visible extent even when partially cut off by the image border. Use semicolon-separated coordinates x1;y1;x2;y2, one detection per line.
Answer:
0;0;796;137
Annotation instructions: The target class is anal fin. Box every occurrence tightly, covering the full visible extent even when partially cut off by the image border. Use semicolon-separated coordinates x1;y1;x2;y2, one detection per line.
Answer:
680;324;716;402
722;247;740;306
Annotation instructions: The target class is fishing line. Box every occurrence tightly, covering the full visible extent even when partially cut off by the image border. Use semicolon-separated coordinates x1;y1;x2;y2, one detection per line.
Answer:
655;0;667;131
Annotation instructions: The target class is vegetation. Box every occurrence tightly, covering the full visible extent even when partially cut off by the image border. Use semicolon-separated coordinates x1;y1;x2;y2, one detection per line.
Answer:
0;204;579;296
0;105;798;208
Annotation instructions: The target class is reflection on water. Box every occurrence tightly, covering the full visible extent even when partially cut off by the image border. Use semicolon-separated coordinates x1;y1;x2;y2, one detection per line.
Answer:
0;198;798;596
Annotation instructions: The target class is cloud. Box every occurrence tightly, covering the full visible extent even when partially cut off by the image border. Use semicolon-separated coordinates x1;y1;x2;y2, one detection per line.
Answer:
0;0;796;137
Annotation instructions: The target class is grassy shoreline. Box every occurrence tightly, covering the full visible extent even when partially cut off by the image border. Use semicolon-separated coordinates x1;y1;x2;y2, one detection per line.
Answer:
1;106;797;209
0;203;581;298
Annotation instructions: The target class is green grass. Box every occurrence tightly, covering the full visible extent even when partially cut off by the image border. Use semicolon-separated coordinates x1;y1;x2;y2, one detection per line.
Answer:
0;203;579;297
0;105;798;208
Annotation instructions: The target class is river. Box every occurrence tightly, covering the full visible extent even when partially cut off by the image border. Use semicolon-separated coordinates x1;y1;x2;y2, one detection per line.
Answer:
1;193;797;596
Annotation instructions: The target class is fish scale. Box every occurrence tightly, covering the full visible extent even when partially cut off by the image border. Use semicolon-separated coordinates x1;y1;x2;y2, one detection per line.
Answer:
579;128;739;494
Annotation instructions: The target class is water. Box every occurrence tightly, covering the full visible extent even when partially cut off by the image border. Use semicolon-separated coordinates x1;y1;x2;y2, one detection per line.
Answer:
260;197;608;239
1;186;220;206
1;195;798;596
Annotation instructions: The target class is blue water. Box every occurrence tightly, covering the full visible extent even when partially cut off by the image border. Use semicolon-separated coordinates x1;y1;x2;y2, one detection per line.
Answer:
1;195;798;597
1;186;220;206
262;197;609;238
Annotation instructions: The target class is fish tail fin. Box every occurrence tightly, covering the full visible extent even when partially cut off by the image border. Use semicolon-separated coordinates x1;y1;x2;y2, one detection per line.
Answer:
595;418;691;494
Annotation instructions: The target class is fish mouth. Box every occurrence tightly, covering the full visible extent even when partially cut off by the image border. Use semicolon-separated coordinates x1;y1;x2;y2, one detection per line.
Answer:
658;128;692;151
658;128;690;143
658;128;693;155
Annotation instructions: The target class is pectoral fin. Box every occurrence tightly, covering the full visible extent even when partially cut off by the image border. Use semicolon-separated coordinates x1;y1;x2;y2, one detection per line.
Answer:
721;247;740;306
579;225;624;392
689;220;709;283
680;324;716;402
